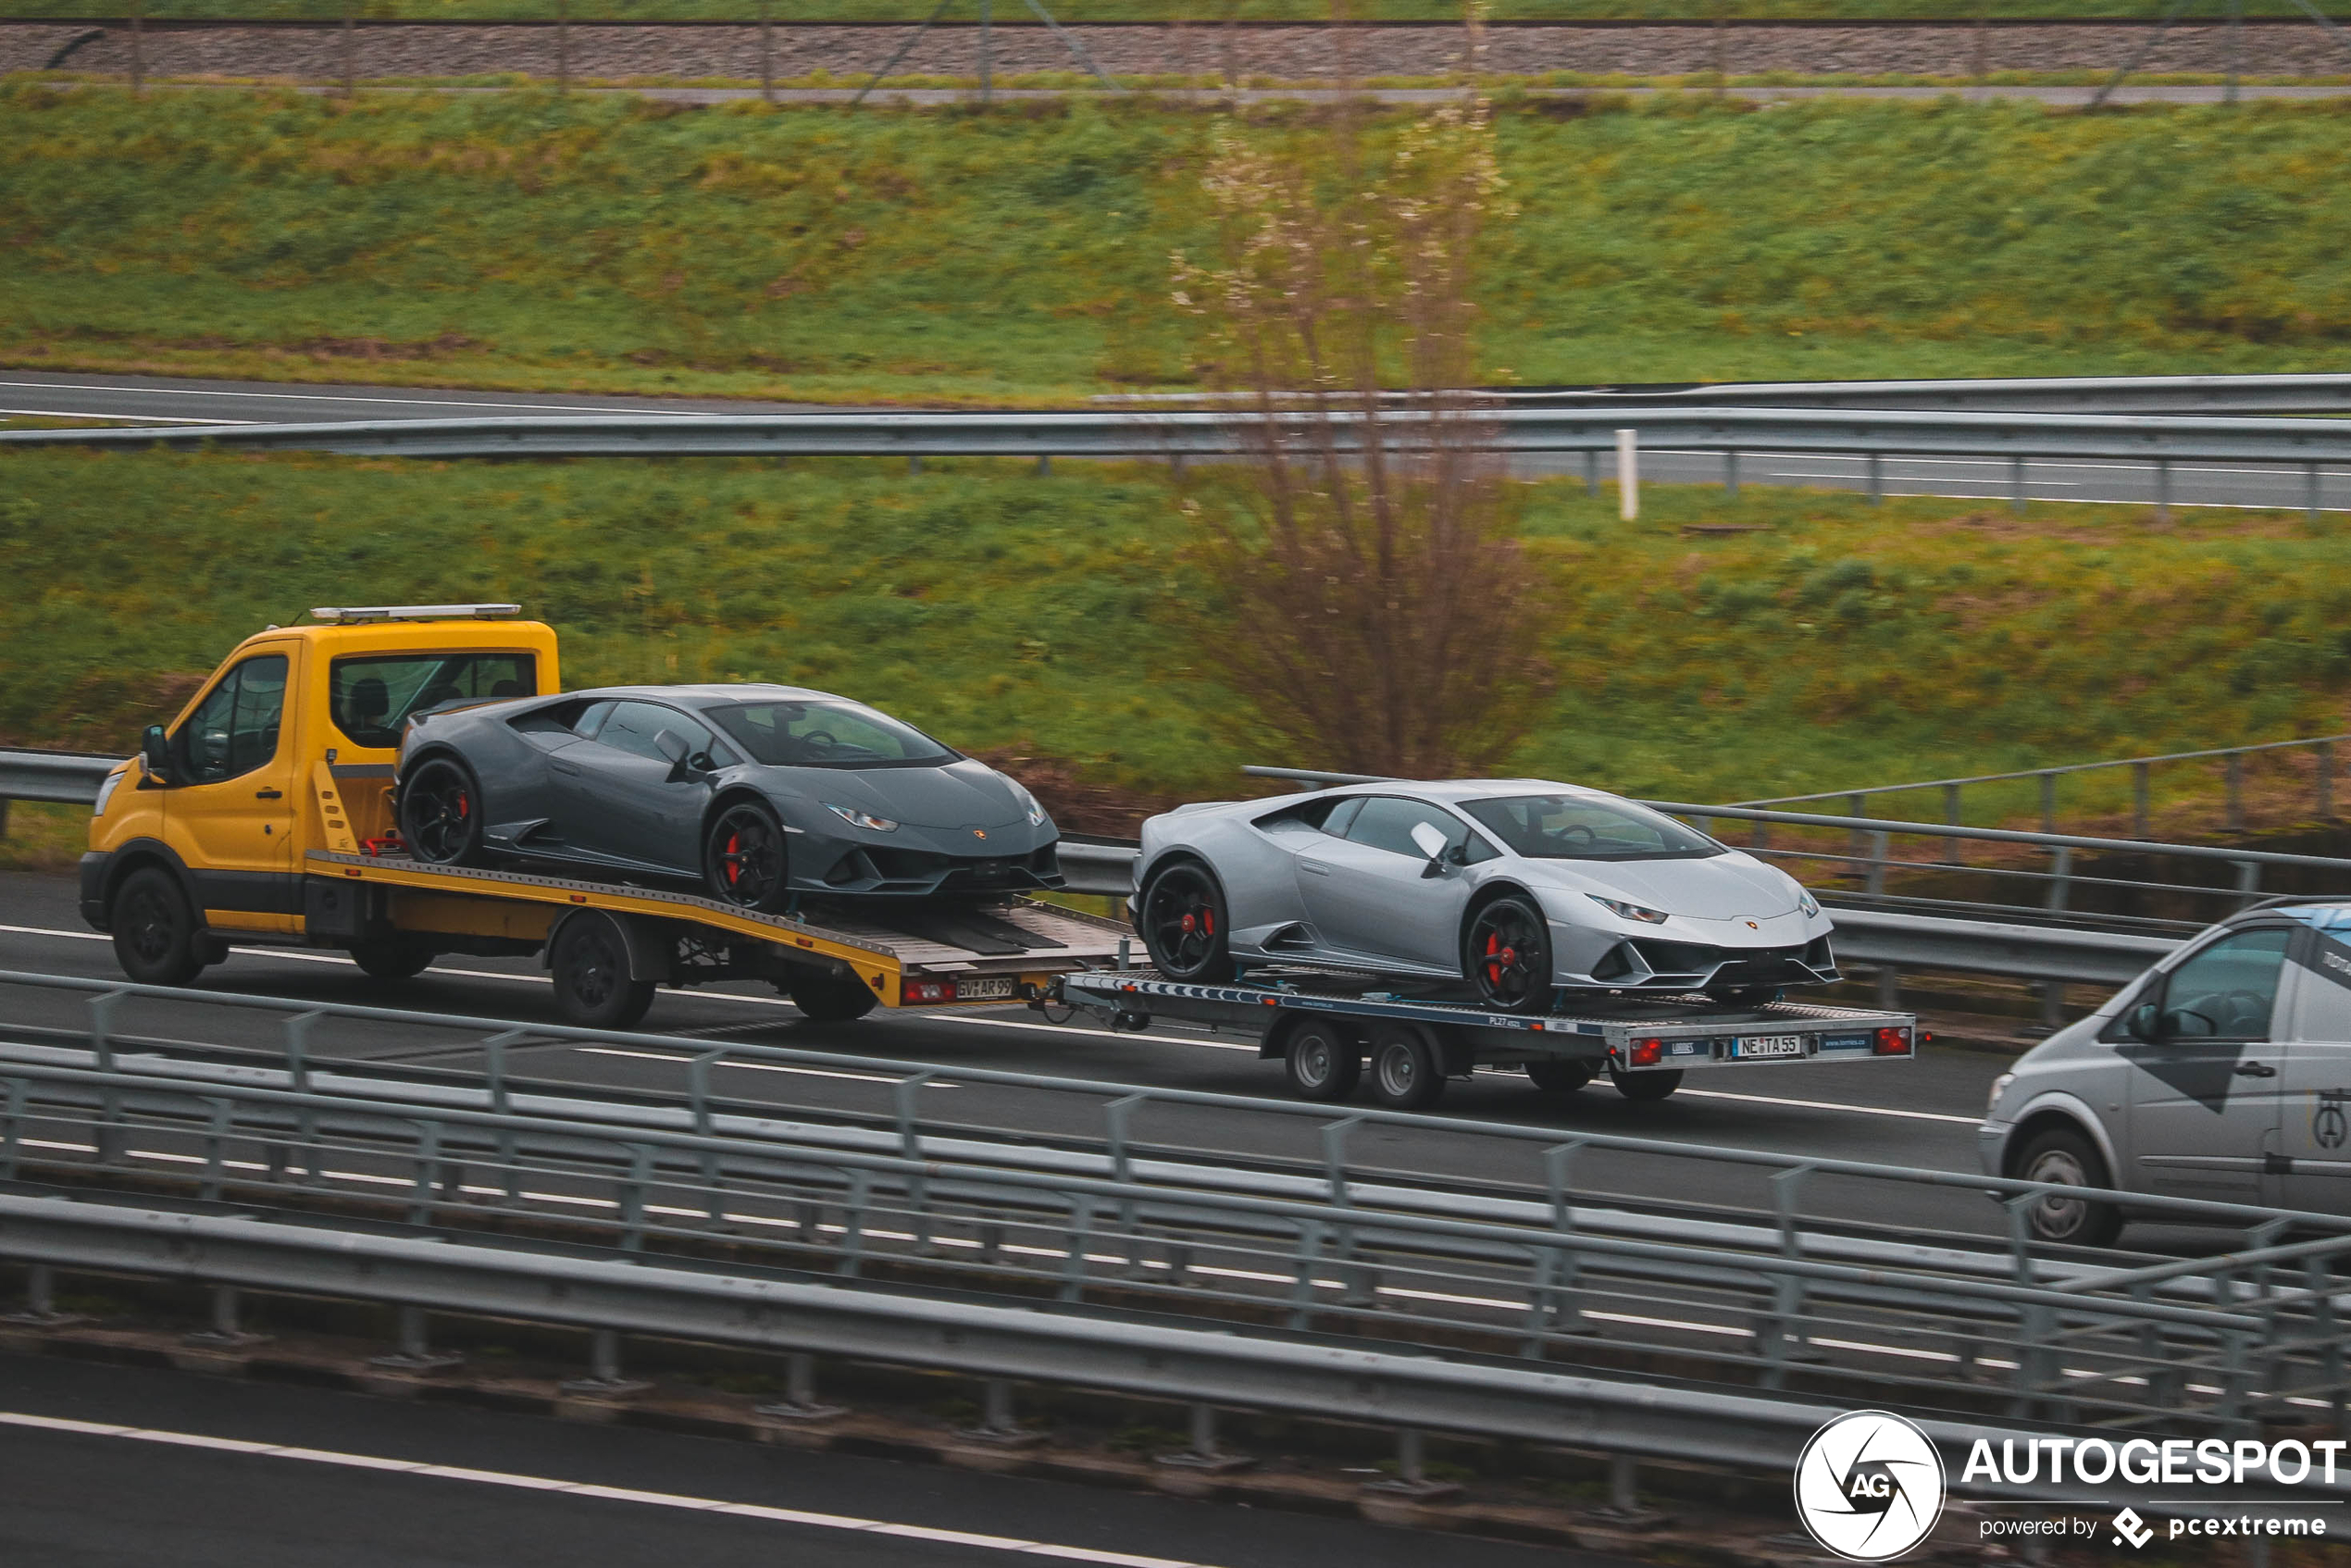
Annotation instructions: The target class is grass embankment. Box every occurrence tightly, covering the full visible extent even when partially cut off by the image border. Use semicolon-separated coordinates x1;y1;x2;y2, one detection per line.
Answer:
3;450;2345;842
6;89;2351;403
3;0;2343;19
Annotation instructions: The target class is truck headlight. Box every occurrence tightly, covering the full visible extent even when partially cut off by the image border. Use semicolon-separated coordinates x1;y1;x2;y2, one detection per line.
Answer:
1987;1071;2016;1114
93;770;124;818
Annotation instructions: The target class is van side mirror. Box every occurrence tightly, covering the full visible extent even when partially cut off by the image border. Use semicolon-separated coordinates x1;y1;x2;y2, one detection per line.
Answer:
2125;1001;2164;1041
139;725;174;787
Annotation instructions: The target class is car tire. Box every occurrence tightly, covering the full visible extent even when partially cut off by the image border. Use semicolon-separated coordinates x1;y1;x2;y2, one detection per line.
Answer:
779;965;879;1023
548;912;655;1031
1608;1066;1684;1102
1526;1058;1595;1093
349;938;434;981
1283;1019;1362;1102
1464;895;1555;1014
1368;1023;1447;1111
109;866;209;987
2013;1126;2125;1248
1138;859;1236;984
399;756;486;866
704;799;792;913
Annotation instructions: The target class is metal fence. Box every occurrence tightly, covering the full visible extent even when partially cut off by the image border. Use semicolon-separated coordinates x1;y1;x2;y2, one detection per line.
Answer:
4;406;2348;517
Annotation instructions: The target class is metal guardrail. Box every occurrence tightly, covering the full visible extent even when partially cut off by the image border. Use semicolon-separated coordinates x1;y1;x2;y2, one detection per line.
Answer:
0;747;119;810
1104;374;2351;416
1735;731;2345;837
3;1030;2346;1440
13;1188;2275;1512
2;407;2347;516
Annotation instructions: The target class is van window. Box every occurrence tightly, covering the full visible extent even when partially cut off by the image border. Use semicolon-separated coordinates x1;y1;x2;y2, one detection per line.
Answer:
179;654;289;783
330;653;537;749
2158;927;2291;1040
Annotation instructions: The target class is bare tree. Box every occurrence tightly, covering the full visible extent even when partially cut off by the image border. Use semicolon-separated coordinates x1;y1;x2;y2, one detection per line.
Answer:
1170;81;1548;778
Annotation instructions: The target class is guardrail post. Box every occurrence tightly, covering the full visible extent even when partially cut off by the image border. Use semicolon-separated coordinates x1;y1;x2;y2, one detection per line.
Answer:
690;1050;724;1136
1583;448;1598;497
2133;761;2151;837
1;1078;25;1184
1723;449;1739;499
562;1329;649;1398
1616;429;1639;522
1942;783;1963;865
756;1352;846;1423
408;1119;442;1227
1866;451;1883;504
1846;793;1865;863
2235;859;2261;907
2320;740;2336;819
282;1009;322;1094
2226;752;2245;832
1610;1453;1639;1512
2038;771;2057;834
1036;455;1051;477
369;1304;462;1373
185;1285;268;1349
1321;1115;1361;1207
3;1263;80;1326
88;989;122;1075
1865;830;1889;901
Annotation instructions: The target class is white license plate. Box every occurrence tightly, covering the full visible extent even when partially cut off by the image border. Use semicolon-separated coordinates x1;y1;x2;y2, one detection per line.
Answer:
958;977;1017;1002
1735;1034;1806;1059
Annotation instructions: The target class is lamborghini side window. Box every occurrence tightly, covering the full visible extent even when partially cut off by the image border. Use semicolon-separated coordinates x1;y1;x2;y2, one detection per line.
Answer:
1345;797;1470;860
572;701;616;740
1321;799;1365;838
594;702;717;765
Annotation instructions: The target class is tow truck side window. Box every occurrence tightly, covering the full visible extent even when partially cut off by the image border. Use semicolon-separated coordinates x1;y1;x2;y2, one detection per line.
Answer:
330;653;537;749
178;654;289;784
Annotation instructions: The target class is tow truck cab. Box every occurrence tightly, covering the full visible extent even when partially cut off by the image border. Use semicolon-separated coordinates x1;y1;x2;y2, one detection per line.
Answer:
81;604;558;967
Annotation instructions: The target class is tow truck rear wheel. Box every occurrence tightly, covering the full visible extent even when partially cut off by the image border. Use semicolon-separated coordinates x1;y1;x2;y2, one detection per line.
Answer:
549;911;655;1031
110;866;209;987
1282;1019;1362;1102
1368;1023;1447;1111
1525;1058;1595;1094
349;938;434;982
780;965;879;1023
1607;1066;1684;1102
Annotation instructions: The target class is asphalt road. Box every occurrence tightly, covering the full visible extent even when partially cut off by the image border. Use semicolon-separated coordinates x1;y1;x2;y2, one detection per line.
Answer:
7;369;2343;512
0;1352;1615;1568
2;867;2024;1243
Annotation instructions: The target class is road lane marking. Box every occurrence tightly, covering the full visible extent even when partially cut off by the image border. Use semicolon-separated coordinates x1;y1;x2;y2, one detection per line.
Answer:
0;407;266;424
0;921;1980;1123
0;1410;1219;1566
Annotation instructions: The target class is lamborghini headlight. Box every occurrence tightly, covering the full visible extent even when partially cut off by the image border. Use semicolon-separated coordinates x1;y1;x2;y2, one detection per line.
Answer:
824;803;898;832
1797;889;1821;917
1591;896;1669;925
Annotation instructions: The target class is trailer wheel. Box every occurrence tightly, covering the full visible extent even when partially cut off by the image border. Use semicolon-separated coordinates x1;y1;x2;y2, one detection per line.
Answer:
1368;1023;1446;1111
549;911;654;1030
780;966;878;1023
1525;1058;1594;1094
399;756;486;866
109;866;209;987
1282;1019;1362;1102
349;938;434;981
1607;1066;1684;1102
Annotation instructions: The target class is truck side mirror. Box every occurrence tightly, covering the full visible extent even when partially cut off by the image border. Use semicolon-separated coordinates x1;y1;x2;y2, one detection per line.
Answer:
139;724;174;787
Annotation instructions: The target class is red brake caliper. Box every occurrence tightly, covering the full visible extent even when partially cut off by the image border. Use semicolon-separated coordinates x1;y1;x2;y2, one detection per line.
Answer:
725;832;740;885
1484;931;1500;984
1202;907;1214;936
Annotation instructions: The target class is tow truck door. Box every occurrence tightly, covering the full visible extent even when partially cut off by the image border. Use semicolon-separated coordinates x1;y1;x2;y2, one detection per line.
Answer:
162;645;300;934
2117;924;2292;1205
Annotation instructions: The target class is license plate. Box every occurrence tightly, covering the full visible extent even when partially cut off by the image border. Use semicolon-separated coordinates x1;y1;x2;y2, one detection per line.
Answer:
1734;1034;1806;1059
958;977;1017;1002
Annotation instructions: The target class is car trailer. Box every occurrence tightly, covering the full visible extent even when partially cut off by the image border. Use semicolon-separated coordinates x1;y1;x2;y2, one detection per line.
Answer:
1049;968;1921;1109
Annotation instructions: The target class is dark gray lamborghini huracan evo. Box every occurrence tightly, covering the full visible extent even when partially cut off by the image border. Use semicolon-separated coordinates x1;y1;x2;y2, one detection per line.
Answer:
392;684;1061;909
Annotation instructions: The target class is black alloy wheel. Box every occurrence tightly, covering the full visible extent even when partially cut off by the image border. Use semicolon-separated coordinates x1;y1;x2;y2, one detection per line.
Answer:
549;912;655;1031
1466;895;1553;1014
1607;1066;1685;1102
1138;861;1235;983
1282;1019;1362;1102
109;866;208;987
1368;1024;1447;1111
778;964;880;1022
349;938;434;981
705;801;791;913
399;757;485;866
2013;1126;2125;1248
1525;1058;1595;1094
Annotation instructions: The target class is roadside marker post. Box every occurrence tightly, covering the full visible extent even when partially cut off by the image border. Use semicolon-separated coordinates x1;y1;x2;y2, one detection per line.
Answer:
1617;428;1639;521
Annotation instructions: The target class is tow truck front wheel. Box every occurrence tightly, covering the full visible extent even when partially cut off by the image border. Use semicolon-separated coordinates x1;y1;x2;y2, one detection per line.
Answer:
110;867;210;987
549;911;654;1031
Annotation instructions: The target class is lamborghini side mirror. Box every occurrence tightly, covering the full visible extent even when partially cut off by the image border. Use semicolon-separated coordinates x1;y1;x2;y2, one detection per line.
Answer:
139;724;174;787
1409;821;1449;875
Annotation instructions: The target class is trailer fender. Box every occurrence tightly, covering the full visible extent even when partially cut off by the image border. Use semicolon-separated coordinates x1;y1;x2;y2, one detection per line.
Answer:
543;907;675;985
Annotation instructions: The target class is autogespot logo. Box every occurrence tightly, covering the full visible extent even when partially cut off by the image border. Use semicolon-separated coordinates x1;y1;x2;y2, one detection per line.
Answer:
1794;1411;1948;1562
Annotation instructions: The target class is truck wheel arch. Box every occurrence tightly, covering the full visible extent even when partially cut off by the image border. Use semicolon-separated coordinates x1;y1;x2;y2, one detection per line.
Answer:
96;838;199;926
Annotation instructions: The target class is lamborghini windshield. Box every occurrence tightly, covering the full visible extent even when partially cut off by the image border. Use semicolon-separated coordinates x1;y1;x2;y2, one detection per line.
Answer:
708;700;960;769
1459;795;1723;862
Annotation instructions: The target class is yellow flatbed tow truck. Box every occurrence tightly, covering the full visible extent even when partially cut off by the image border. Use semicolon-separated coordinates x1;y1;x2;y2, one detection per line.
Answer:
79;605;1129;1027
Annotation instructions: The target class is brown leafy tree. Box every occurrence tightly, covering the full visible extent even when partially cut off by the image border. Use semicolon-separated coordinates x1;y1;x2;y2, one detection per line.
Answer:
1170;87;1548;779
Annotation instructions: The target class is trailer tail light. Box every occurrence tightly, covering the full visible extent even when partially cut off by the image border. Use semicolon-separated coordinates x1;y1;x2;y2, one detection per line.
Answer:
904;979;960;1005
1872;1026;1913;1056
1628;1037;1666;1068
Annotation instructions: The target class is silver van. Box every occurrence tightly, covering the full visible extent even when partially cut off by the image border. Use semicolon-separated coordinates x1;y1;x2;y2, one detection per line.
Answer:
1979;901;2351;1245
